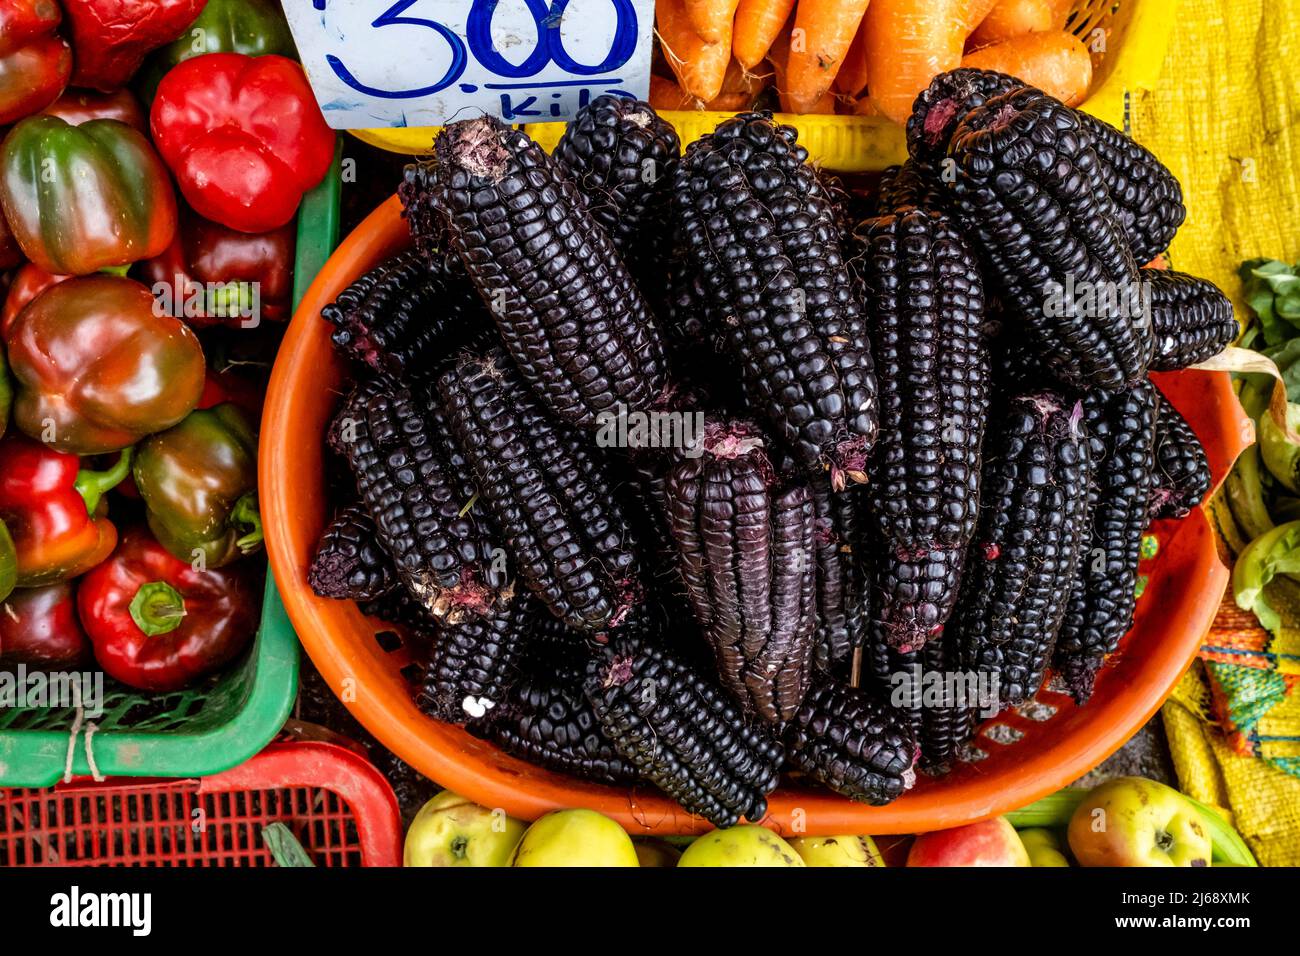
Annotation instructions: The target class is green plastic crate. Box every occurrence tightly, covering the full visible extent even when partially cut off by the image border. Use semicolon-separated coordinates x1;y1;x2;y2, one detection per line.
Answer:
0;145;343;787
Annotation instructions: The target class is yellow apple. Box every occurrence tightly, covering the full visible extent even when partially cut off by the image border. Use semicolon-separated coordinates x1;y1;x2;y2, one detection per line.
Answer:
677;826;805;867
510;809;639;867
1067;777;1212;867
788;835;884;867
1017;828;1070;867
404;790;527;867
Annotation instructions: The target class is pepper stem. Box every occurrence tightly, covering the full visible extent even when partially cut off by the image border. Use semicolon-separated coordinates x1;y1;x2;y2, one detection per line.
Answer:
233;492;264;553
129;581;187;637
75;447;134;515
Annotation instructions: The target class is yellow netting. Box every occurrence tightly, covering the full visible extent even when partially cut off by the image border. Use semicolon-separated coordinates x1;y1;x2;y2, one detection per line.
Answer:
1132;0;1300;867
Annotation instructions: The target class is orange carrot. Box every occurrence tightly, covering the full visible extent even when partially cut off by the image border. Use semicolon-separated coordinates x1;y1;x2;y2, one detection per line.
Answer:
968;0;1056;48
844;93;880;116
708;91;764;110
768;26;840;114
833;15;871;97
684;0;742;44
733;0;797;69
863;0;968;125
767;23;795;110
720;57;768;95
961;30;1092;105
1047;0;1075;28
649;74;761;112
960;0;1003;33
650;74;699;110
658;0;732;101
784;0;873;114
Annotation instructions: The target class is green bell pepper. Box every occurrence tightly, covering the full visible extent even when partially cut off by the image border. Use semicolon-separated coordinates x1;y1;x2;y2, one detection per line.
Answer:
133;402;261;569
136;0;297;103
0;116;177;275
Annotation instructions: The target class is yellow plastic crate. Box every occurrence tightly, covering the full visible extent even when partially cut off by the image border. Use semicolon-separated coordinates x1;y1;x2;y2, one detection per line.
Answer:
349;0;1178;170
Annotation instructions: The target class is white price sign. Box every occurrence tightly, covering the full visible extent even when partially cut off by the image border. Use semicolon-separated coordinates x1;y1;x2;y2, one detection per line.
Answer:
283;0;655;129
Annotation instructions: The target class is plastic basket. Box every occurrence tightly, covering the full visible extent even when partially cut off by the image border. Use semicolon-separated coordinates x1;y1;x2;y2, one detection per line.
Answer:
0;741;402;866
261;192;1251;836
349;0;1178;167
0;151;348;789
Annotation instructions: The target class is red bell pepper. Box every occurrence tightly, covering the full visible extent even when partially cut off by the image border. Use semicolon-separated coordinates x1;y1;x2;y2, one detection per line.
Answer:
0;433;131;587
137;208;295;326
0;581;90;667
151;54;335;233
40;86;148;132
6;275;206;454
78;525;259;691
1;262;67;339
62;0;207;93
0;0;72;125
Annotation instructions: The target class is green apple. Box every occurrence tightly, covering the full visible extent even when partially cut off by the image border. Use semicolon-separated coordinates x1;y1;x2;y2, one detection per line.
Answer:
634;839;682;867
678;826;805;867
788;835;884;867
510;809;639;867
1017;828;1070;867
1067;777;1212;867
404;790;527;867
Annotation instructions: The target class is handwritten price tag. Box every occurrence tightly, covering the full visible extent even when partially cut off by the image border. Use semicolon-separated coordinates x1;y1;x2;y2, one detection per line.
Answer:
283;0;655;129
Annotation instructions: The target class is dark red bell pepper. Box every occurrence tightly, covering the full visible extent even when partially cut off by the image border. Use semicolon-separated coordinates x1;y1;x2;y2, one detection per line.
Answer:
197;367;264;424
0;434;130;586
0;581;90;666
1;261;67;339
6;275;206;454
137;208;295;326
0;115;178;275
40;86;148;132
151;54;335;233
63;0;207;92
0;329;11;436
0;0;72;125
78;526;259;691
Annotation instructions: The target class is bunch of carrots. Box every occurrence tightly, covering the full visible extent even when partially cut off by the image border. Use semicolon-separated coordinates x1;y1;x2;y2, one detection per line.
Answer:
653;0;1094;122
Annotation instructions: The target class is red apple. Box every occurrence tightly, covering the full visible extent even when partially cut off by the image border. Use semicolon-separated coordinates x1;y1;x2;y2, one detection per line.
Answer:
907;817;1031;867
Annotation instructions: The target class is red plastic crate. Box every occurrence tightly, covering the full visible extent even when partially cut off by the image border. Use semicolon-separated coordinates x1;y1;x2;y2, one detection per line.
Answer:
0;741;402;867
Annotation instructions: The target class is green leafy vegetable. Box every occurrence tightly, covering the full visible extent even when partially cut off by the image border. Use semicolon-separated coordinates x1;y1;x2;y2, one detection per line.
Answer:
1258;402;1300;492
1232;519;1300;636
1240;258;1300;347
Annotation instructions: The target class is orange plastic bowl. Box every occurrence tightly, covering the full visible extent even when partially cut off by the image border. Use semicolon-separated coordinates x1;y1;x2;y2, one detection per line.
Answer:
262;195;1250;836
